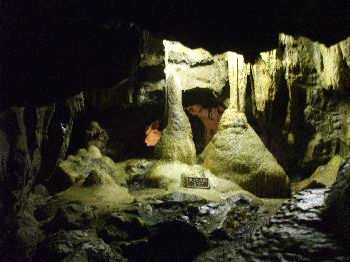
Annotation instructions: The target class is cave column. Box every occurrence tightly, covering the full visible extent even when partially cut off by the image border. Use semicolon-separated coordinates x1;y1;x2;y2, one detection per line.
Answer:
153;40;196;164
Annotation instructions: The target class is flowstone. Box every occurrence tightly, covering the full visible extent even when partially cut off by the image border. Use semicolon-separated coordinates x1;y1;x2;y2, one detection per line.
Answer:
54;145;127;191
202;110;290;198
141;161;250;202
202;52;290;198
293;155;343;192
54;168;134;211
154;74;196;164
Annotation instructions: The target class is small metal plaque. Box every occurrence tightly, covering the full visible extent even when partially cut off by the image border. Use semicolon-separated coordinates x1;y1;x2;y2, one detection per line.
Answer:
182;176;210;189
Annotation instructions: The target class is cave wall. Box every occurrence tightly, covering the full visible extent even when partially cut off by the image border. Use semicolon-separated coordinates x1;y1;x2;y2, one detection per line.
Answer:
0;93;84;221
133;33;350;176
0;3;349;258
1;26;349;226
252;34;350;175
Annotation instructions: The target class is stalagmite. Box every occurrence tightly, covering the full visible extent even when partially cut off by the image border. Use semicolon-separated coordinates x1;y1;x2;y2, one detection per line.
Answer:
154;72;196;164
201;52;290;197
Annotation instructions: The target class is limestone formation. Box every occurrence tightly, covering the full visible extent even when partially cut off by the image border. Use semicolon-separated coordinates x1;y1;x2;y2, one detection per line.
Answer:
293;155;343;192
196;189;349;262
136;39;229;107
137;33;350;176
144;161;251;202
55;169;134;211
202;110;290;197
85;121;109;153
227;52;248;112
202;51;290;197
324;155;350;242
154;74;196;164
164;40;228;94
251;49;284;115
277;34;350;172
0;92;84;217
56;145;127;190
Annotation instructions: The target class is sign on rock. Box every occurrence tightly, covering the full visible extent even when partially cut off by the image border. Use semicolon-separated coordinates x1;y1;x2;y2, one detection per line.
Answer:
182;175;210;189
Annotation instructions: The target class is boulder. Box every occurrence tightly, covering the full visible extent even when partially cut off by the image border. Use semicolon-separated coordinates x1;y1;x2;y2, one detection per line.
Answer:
97;192;272;262
324;156;350;242
196;189;350;262
35;230;126;262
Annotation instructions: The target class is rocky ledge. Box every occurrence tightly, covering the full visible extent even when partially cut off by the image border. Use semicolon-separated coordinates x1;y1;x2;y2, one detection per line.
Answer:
195;188;349;262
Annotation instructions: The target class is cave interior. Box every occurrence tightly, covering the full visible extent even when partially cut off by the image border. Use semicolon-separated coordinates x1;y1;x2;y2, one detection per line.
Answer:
1;1;350;261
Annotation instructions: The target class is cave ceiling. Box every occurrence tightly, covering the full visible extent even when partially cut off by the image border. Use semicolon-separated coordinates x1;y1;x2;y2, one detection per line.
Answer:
1;0;349;107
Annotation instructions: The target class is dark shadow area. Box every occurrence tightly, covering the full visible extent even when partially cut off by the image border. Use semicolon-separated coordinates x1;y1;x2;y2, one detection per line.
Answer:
69;103;164;162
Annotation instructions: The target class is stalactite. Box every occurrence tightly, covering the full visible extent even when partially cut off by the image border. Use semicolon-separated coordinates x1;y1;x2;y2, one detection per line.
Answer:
226;52;247;112
202;51;289;197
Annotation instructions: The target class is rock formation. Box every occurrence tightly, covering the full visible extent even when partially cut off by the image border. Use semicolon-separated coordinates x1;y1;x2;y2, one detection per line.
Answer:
196;188;350;262
202;52;290;198
85;121;109;153
1;4;350;261
54;145;127;191
324;155;350;242
137;33;350;178
293;155;343;192
0;92;84;219
202;110;290;198
154;73;196;164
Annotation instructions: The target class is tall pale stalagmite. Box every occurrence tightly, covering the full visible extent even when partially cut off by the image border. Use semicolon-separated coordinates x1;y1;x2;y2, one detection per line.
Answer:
154;73;196;164
202;52;290;197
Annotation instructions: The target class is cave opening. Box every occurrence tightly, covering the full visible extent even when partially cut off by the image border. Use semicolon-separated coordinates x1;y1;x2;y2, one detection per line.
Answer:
144;88;225;154
183;88;225;153
69;103;164;163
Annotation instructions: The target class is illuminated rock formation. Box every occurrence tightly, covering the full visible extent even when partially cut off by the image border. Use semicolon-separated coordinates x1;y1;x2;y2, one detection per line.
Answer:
55;145;127;190
154;74;196;164
202;110;290;197
293;155;343;192
162;40;228;94
85;121;109;153
202;53;290;197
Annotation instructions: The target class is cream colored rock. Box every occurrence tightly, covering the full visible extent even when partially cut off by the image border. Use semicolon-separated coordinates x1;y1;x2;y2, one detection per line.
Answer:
227;51;248;111
58;145;126;187
57;169;134;211
251;49;284;113
294;155;343;192
142;160;253;202
202;110;290;197
139;33;350;178
154;74;196;164
163;40;228;94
